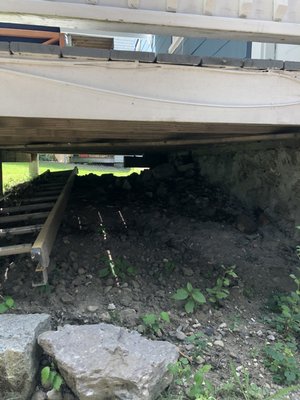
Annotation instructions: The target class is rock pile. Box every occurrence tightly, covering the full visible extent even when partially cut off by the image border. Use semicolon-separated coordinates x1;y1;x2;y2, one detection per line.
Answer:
0;314;51;400
38;323;179;400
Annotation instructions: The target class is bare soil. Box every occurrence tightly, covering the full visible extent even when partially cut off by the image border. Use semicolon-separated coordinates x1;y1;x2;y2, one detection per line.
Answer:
1;161;299;399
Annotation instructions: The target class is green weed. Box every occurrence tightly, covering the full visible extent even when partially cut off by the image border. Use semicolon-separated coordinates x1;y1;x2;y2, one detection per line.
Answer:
266;268;300;339
188;364;216;400
168;357;192;386
264;341;300;385
99;256;137;280
206;265;237;305
186;332;208;360
218;364;267;400
0;296;15;313
172;283;206;314
168;360;216;400
163;260;176;275
41;364;64;391
142;311;170;335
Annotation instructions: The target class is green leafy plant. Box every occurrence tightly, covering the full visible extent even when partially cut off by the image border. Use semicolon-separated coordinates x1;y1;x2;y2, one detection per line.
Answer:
163;260;176;275
168;359;216;400
99;256;137;280
36;283;52;296
41;364;64;391
264;341;300;385
172;283;206;314
168;357;192;385
0;296;14;313
188;364;216;400
267;269;300;339
206;265;237;305
142;311;170;335
186;332;208;360
218;363;268;400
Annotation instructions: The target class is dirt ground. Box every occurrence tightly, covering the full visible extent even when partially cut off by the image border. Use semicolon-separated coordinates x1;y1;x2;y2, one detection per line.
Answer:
1;159;300;399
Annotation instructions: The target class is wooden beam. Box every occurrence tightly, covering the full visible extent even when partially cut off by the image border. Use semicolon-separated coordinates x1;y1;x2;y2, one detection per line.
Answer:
0;243;32;256
21;196;61;204
29;153;39;179
0;202;54;214
0;159;2;197
0;28;60;44
0;225;42;237
1;132;299;153
31;168;77;269
0;211;49;224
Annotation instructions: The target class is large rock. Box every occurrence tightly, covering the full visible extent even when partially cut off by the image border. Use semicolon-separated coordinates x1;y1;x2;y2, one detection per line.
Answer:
0;313;51;400
38;323;178;400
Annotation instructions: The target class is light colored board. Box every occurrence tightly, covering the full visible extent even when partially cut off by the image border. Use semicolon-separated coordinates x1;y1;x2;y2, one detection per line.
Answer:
0;211;49;224
1;0;300;43
31;168;77;268
0;203;54;214
0;225;42;237
0;243;32;256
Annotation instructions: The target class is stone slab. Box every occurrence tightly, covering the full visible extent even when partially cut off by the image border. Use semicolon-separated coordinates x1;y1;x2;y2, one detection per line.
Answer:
284;61;300;71
0;313;51;400
110;50;156;63
156;53;201;66
201;56;243;68
243;58;284;70
38;323;178;400
10;42;61;58
0;42;10;57
62;47;109;60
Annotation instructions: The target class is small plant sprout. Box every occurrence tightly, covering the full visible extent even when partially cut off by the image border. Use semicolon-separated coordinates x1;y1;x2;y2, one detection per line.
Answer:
186;332;208;360
41;364;64;391
163;260;176;275
188;364;216;400
218;363;268;400
168;357;192;385
206;265;237;305
0;296;14;314
267;268;300;339
142;311;170;335
99;256;137;280
264;341;300;385
172;283;206;314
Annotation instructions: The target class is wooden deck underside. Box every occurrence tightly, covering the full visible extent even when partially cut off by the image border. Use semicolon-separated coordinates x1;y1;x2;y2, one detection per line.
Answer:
2;0;300;44
1;50;300;153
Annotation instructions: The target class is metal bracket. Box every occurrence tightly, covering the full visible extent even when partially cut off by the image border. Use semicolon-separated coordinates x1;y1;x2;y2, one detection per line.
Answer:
166;0;177;13
273;0;288;21
239;0;253;18
128;0;139;9
203;0;216;16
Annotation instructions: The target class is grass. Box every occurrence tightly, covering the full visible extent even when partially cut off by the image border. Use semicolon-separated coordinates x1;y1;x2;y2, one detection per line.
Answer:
3;161;142;192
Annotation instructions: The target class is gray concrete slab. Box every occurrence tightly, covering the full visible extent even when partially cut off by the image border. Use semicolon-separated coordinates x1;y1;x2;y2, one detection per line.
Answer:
243;58;284;70
62;46;109;60
201;56;243;68
156;53;201;66
10;42;61;58
110;50;156;63
284;61;300;71
0;42;10;57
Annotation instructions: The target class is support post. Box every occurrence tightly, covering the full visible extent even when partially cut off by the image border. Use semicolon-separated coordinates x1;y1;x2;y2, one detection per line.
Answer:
29;153;39;179
0;160;3;196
